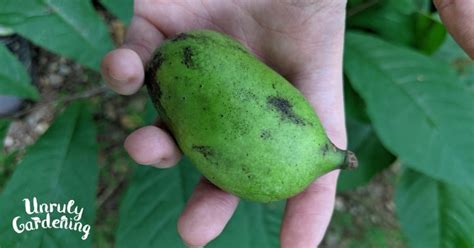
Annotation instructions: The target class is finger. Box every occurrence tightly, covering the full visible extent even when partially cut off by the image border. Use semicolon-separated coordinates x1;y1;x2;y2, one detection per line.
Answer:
101;15;164;95
280;171;339;247
101;48;144;95
124;126;181;168
434;0;474;58
178;178;239;247
123;15;165;63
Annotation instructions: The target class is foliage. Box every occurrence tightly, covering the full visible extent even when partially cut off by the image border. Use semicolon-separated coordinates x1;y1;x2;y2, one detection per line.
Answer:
344;32;474;188
0;0;113;69
0;44;38;99
0;102;98;247
0;0;473;247
396;168;474;248
100;0;133;24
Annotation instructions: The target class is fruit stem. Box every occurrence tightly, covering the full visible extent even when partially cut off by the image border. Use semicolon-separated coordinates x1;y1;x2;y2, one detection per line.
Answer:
339;150;358;170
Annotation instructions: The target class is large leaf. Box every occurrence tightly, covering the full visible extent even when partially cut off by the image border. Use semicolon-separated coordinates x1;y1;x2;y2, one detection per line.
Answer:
434;35;474;90
338;84;395;191
0;0;113;70
0;44;38;99
210;200;282;248
347;0;417;45
396;168;474;248
116;159;200;248
100;0;133;25
116;159;283;248
0;102;99;247
344;32;474;187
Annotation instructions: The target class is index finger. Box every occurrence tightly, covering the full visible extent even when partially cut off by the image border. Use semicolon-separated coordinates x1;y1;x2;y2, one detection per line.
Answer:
101;15;164;95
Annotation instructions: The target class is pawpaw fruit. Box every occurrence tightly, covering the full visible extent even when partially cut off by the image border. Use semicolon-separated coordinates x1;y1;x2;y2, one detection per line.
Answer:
145;30;357;202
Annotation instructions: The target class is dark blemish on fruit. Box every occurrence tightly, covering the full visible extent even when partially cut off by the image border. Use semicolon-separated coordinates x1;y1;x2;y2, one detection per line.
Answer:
241;166;253;179
220;114;224;118
182;46;194;68
145;77;162;101
199;84;203;88
321;143;329;156
260;129;271;140
171;33;189;41
272;83;276;89
182;96;186;100
238;89;258;102
144;52;165;104
192;145;214;160
267;96;305;125
148;51;164;74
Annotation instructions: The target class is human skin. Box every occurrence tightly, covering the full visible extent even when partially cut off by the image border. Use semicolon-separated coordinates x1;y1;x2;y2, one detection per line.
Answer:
101;0;472;247
433;0;474;59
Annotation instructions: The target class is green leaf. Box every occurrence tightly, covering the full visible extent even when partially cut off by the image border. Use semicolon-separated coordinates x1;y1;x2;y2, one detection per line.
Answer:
396;168;474;248
344;32;474;188
116;159;200;248
209;201;282;248
413;0;432;12
434;35;470;63
338;118;395;191
0;0;114;70
414;12;447;54
344;79;370;123
434;35;474;90
144;98;158;124
338;84;395;191
116;158;283;247
0;102;99;247
0;44;38;99
100;0;133;25
347;0;417;46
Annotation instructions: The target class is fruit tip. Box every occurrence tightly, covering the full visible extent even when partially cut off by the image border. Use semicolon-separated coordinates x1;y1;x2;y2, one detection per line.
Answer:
342;150;358;170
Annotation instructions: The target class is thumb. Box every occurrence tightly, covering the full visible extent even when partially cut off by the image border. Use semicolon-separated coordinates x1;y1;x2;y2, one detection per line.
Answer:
434;0;474;58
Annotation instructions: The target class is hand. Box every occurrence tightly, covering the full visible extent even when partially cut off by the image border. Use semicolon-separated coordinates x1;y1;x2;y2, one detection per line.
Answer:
434;0;474;58
101;0;347;247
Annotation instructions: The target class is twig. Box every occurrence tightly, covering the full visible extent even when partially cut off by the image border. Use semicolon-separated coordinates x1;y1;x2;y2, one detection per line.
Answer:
97;175;127;208
8;85;109;119
347;0;379;17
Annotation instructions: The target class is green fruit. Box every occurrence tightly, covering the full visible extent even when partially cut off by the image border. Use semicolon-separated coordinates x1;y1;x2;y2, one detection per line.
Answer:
145;30;357;202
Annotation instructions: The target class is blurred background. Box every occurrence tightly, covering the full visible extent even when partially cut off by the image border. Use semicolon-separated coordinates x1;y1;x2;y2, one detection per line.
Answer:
0;0;473;247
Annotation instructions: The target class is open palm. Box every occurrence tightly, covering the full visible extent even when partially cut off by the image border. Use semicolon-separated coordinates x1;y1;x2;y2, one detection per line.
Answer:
101;0;347;247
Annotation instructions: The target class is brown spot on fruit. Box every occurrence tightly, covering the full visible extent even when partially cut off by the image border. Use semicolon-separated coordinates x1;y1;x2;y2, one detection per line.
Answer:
321;143;329;156
192;145;214;159
147;51;164;74
182;46;194;68
267;96;305;125
260;129;272;140
145;52;164;98
145;51;165;113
